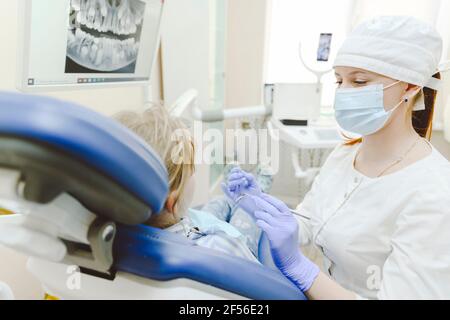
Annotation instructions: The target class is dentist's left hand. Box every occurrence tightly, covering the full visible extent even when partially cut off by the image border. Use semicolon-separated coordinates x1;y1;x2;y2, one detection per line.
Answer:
221;167;264;216
226;167;262;197
221;182;261;217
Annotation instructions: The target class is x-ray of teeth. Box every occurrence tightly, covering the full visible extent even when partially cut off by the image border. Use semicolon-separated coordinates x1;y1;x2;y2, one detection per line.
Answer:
65;0;146;73
72;0;145;36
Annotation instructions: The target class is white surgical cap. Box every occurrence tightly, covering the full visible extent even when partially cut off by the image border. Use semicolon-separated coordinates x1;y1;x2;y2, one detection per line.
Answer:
334;15;448;111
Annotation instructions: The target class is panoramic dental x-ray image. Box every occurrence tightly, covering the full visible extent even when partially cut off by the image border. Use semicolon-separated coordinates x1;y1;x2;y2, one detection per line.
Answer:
66;0;145;73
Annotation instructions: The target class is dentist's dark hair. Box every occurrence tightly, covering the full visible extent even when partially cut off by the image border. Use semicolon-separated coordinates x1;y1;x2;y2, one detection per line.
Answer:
412;72;441;140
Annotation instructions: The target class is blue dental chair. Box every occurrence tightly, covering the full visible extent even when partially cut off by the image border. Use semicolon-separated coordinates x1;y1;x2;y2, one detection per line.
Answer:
0;92;306;300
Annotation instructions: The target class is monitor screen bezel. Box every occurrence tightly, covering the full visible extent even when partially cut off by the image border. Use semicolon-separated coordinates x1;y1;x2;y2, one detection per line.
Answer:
16;0;164;92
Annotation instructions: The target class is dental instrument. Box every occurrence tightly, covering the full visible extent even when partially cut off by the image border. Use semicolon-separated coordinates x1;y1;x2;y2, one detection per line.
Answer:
234;194;311;220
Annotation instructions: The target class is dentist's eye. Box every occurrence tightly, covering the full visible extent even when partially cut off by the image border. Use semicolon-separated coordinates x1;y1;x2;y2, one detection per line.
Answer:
354;81;367;85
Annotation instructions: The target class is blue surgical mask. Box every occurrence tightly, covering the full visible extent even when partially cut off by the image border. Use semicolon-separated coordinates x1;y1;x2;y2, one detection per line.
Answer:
334;81;405;136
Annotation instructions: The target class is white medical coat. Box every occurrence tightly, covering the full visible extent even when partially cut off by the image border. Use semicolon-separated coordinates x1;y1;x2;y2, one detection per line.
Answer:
296;142;450;299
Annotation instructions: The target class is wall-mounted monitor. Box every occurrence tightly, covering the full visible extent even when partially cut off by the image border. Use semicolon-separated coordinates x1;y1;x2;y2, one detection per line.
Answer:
17;0;164;92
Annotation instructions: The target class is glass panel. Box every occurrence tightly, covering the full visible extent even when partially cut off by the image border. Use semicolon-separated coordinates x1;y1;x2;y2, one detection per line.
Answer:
209;0;227;187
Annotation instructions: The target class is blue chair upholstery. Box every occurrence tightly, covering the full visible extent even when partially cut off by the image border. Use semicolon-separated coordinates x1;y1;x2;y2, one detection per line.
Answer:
114;224;306;300
0;92;306;300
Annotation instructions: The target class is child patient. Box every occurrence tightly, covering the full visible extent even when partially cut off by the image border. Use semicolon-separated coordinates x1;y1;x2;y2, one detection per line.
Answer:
114;106;271;263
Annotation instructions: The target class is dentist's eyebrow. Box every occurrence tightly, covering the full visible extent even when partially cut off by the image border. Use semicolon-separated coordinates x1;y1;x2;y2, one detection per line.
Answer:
335;71;369;77
349;71;368;75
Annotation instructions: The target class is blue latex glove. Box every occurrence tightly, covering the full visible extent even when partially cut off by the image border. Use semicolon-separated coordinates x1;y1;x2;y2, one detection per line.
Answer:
221;168;320;291
251;194;320;292
221;182;260;219
221;167;263;218
227;167;262;197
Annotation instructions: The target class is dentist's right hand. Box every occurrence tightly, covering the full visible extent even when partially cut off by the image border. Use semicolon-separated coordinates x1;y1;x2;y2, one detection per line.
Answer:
252;194;320;292
223;167;320;292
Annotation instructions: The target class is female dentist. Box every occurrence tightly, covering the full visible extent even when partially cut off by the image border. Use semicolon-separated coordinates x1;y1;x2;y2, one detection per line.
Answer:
223;16;450;299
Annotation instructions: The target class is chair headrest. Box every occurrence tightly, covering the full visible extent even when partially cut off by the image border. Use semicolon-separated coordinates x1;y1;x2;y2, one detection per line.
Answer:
0;92;169;224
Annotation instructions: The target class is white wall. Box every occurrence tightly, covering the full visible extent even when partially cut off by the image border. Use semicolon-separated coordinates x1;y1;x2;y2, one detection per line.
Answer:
161;0;211;108
225;0;269;110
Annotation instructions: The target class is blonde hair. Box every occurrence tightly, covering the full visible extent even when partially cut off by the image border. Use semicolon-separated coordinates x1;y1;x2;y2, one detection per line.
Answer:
114;106;195;211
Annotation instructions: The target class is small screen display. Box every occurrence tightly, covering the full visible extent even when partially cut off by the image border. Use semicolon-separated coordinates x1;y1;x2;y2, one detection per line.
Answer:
317;33;332;62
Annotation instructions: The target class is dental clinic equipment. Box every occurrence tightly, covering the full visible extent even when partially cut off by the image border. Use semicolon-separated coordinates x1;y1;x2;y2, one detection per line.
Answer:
263;36;342;190
169;34;342;208
298;39;333;107
173;35;341;148
184;36;343;198
164;88;272;124
165;89;272;124
193;101;272;123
